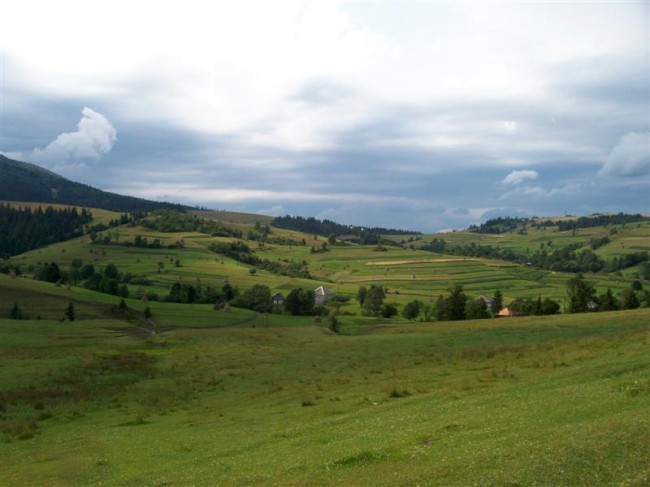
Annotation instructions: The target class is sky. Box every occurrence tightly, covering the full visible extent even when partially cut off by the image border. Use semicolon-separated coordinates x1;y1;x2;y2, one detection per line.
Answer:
1;1;648;232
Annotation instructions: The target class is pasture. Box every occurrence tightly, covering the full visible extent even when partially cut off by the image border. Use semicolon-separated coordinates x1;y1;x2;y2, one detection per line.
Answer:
0;309;648;485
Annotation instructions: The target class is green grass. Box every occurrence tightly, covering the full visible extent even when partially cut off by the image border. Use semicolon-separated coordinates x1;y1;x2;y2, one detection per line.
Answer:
1;309;648;485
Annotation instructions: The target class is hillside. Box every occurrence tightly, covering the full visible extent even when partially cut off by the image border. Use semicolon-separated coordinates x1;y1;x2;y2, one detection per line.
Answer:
1;303;648;485
1;203;649;485
0;155;188;213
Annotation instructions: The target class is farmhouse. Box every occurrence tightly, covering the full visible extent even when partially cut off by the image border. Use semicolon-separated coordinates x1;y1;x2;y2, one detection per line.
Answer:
272;293;285;305
314;286;333;305
479;295;493;308
497;307;512;317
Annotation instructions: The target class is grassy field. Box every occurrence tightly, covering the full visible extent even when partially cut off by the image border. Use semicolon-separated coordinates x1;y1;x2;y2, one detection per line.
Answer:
0;309;648;486
418;220;650;262
1;207;649;485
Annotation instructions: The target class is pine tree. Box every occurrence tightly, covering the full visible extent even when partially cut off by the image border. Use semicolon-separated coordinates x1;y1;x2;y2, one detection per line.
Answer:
65;302;76;321
9;302;23;320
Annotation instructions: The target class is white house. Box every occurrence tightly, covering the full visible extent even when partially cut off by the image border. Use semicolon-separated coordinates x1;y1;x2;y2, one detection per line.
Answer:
314;286;333;305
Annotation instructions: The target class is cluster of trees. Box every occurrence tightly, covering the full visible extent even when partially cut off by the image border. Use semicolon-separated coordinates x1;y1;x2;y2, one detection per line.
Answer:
272;215;418;245
398;287;561;322
0;204;93;257
165;281;236;304
208;241;311;279
284;288;316;316
31;260;137;299
554;213;648;232
141;209;242;237
356;285;398;318
567;275;647;313
468;217;528;234
465;213;647;235
420;238;648;275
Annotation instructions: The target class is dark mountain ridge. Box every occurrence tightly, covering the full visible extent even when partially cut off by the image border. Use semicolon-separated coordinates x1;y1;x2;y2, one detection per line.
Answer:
0;155;188;213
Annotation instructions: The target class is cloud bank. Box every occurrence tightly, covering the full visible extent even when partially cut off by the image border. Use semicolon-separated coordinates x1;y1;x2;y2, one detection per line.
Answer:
31;107;116;165
599;132;650;177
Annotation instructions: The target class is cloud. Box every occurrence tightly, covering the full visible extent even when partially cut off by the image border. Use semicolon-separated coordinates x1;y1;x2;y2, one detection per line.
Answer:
502;120;517;132
502;170;539;185
31;107;116;165
599;132;650;177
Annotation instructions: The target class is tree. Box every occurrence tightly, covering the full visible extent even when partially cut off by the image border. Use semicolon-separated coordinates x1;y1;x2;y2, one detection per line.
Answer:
465;298;489;320
285;288;316;316
356;286;368;305
491;289;503;316
447;285;467;320
639;262;650;281
222;282;236;301
9;302;24;320
539;298;561;315
65;302;76;321
598;288;619;311
327;314;340;334
435;294;450;321
402;300;421;320
567;275;596;313
362;285;386;316
235;284;272;312
380;303;398;318
621;289;640;310
144;306;152;319
103;263;119;279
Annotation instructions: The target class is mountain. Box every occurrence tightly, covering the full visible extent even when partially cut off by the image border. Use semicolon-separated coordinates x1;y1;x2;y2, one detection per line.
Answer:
0;155;188;212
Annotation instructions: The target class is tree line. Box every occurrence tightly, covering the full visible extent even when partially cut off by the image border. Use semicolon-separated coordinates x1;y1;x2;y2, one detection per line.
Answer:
0;204;93;257
272;215;418;244
208;241;312;279
420;238;648;274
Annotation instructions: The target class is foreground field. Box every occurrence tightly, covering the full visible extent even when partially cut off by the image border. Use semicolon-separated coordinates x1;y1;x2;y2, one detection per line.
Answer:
1;310;648;486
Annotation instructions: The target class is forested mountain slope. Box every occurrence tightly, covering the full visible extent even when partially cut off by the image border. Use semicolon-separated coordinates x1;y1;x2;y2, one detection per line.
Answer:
0;155;188;213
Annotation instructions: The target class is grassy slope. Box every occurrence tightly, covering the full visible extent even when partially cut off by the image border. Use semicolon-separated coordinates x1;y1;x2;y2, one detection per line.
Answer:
0;310;648;486
1;209;649;485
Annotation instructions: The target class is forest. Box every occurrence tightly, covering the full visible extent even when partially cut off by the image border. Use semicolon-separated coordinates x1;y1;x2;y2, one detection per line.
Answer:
0;204;92;257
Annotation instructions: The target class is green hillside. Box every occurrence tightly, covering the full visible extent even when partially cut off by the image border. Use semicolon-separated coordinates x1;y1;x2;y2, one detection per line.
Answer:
1;308;648;485
1;200;649;485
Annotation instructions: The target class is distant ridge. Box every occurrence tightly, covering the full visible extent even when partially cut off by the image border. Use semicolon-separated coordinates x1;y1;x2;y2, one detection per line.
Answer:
0;155;189;213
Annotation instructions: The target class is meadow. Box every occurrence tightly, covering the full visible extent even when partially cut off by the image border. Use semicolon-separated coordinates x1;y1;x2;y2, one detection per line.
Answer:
0;309;648;485
1;207;649;485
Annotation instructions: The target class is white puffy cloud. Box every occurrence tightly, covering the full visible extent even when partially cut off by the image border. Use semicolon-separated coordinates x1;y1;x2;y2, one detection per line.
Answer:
502;170;539;185
599;132;650;177
31;108;116;165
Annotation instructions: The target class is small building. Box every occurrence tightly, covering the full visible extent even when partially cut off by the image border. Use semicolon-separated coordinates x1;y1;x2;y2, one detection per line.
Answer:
497;307;512;317
479;295;493;308
272;293;285;305
314;286;333;305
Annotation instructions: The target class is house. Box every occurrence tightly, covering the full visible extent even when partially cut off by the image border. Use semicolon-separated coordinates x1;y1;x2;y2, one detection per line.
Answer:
272;293;285;306
314;286;333;305
497;307;512;317
479;295;493;308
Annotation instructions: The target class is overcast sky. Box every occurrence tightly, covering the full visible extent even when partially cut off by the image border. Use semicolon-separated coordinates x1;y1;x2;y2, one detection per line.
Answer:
1;1;648;232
